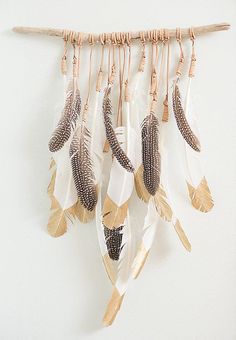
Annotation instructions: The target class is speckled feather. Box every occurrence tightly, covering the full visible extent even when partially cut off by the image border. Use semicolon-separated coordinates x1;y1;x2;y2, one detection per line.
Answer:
172;83;201;152
49;89;81;152
103;87;135;173
69;124;97;211
104;225;124;261
141;112;161;196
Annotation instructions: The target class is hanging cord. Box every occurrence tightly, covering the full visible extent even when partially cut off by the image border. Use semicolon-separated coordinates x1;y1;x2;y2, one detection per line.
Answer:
76;32;83;81
149;29;159;98
176;27;184;77
149;29;159;113
189;27;196;77
116;32;126;127
162;29;170;122
103;33;117;153
138;31;146;72
96;34;105;92
61;30;69;75
124;32;132;102
82;34;94;121
107;32;116;86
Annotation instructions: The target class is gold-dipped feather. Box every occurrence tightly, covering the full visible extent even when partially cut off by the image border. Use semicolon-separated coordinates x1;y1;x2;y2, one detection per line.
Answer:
134;165;151;203
187;177;214;213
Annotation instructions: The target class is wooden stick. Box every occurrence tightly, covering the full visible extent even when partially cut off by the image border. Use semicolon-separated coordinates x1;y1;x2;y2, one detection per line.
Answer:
13;23;230;43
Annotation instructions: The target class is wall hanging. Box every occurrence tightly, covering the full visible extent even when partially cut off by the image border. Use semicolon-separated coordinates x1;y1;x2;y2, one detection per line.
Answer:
14;22;230;326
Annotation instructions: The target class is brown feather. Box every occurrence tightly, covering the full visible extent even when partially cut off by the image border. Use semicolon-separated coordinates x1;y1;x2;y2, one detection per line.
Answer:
69;124;97;211
103;87;134;172
49;89;81;152
141;112;161;196
172;83;201;152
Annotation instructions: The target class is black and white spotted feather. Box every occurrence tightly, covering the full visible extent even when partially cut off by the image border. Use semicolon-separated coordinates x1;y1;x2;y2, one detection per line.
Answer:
103;87;135;173
69;122;97;211
104;225;124;261
49;89;81;152
141;112;161;196
172;83;201;152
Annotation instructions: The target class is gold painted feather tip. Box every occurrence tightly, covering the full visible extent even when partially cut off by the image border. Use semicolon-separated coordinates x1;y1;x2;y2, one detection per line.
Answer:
187;177;214;213
103;288;124;327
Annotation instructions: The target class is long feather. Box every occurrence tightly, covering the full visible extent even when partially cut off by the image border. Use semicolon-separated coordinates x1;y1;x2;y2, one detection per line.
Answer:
49;88;81;152
172;82;201;152
91;86;117;283
103;96;136;325
141;112;161;196
70;121;97;212
103;87;135;173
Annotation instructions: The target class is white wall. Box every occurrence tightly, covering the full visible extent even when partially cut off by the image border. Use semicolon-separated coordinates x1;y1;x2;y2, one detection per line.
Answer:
0;1;236;339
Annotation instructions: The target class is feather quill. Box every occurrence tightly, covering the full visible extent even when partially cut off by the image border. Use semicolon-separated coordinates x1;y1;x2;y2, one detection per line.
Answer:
103;87;135;173
141;112;161;196
172;82;201;152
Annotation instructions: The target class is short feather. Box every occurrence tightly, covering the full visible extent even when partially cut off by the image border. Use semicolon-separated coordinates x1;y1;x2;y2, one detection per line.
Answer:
172;83;201;152
69;124;97;211
141;112;161;196
49;89;81;152
103;87;135;173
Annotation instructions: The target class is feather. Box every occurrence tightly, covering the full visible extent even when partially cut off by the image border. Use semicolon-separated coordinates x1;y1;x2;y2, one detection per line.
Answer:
49;88;81;152
91;86;117;284
141;112;161;196
70;122;97;211
103;87;135;173
103;107;137;325
183;78;214;212
172;82;201;152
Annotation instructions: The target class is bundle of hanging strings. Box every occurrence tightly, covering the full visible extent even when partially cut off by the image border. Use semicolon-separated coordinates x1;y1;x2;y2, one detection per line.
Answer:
13;22;230;326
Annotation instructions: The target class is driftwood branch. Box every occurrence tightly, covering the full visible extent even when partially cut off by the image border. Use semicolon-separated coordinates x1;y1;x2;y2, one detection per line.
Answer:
13;23;230;43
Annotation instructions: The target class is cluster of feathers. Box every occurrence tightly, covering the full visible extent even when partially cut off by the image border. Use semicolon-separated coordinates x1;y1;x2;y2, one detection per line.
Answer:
47;62;212;326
